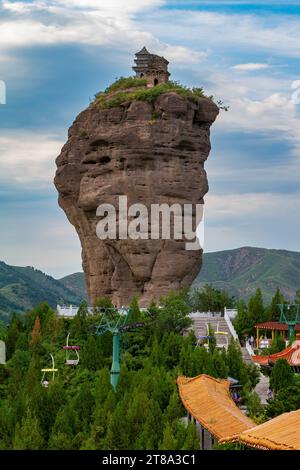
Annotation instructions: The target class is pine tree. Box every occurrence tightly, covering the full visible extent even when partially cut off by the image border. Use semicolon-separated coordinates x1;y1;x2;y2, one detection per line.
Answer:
226;339;248;386
0;321;6;341
94;296;115;310
50;432;73;450
159;422;177;450
137;399;163;449
233;299;252;337
94;368;113;402
164;391;184;424
30;316;41;351
157;291;191;334
270;359;294;394
50;403;79;447
267;288;286;321
248;288;266;328
6;315;22;360
13;410;44;450
269;333;286;354
207;323;216;353
181;422;200;450
212;349;229;378
150;335;161;367
129;296;142;323
70;301;89;340
105;400;130;450
246;392;263;419
81;336;104;371
126;391;152;448
73;385;95;432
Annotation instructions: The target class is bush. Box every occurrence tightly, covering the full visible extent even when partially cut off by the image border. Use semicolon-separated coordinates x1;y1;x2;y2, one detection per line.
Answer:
105;77;148;93
266;384;300;418
245;392;263;420
79;129;89;140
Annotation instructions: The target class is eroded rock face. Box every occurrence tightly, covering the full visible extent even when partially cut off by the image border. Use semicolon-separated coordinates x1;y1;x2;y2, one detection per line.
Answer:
54;92;219;306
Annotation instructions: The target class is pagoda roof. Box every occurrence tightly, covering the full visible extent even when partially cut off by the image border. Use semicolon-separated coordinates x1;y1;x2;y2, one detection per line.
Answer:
177;375;255;441
223;409;300;450
253;338;300;366
136;46;150;55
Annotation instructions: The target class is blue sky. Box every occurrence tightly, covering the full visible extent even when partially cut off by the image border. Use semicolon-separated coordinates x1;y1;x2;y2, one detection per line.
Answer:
0;0;300;277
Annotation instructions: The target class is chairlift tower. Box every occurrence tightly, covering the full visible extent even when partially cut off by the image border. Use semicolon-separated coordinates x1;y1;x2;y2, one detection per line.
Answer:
278;304;300;339
95;307;143;390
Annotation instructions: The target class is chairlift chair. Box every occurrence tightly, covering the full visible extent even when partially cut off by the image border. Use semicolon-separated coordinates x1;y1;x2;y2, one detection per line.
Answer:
41;354;58;388
63;333;80;366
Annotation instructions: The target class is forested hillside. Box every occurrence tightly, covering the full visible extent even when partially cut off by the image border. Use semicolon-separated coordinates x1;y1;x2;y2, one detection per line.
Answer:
193;247;300;302
0;262;84;322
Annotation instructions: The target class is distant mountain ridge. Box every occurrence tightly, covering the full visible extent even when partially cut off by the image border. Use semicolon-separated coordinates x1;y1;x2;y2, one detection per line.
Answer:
59;272;88;299
60;247;300;303
193;246;300;302
0;247;299;322
0;261;85;322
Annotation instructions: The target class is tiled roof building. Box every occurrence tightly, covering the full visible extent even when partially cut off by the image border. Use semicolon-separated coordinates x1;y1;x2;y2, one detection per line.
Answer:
224;409;300;450
177;374;255;448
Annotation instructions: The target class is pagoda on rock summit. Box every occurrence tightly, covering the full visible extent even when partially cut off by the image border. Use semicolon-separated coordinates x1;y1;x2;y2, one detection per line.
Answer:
132;46;170;87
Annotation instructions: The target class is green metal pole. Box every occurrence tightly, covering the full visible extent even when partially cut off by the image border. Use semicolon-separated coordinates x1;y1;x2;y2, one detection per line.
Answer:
289;324;295;340
111;332;120;390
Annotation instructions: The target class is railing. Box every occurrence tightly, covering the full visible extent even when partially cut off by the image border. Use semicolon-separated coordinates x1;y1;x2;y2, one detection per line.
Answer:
245;340;255;357
189;311;222;318
224;309;239;342
224;307;238;319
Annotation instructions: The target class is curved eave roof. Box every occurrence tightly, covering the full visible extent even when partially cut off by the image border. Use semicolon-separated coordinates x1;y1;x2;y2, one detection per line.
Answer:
230;410;300;450
253;342;300;366
177;375;255;441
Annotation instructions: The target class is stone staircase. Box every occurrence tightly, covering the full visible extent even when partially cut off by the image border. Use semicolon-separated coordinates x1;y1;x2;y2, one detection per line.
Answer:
241;345;253;364
191;315;233;348
254;373;270;405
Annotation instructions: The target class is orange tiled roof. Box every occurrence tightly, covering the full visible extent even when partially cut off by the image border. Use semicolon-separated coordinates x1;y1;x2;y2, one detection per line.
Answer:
230;409;300;450
253;340;300;366
177;375;255;441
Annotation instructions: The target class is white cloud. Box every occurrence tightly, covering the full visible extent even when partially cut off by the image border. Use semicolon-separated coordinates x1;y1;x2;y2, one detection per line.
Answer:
2;0;165;13
0;0;202;64
0;132;63;185
233;63;270;71
51;0;165;13
140;10;300;59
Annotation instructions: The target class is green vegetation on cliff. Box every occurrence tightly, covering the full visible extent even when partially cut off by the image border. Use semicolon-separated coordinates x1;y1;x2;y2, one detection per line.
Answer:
94;77;208;109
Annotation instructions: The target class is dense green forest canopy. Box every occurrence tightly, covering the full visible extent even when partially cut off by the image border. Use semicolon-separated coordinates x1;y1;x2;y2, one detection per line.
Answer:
0;292;260;450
